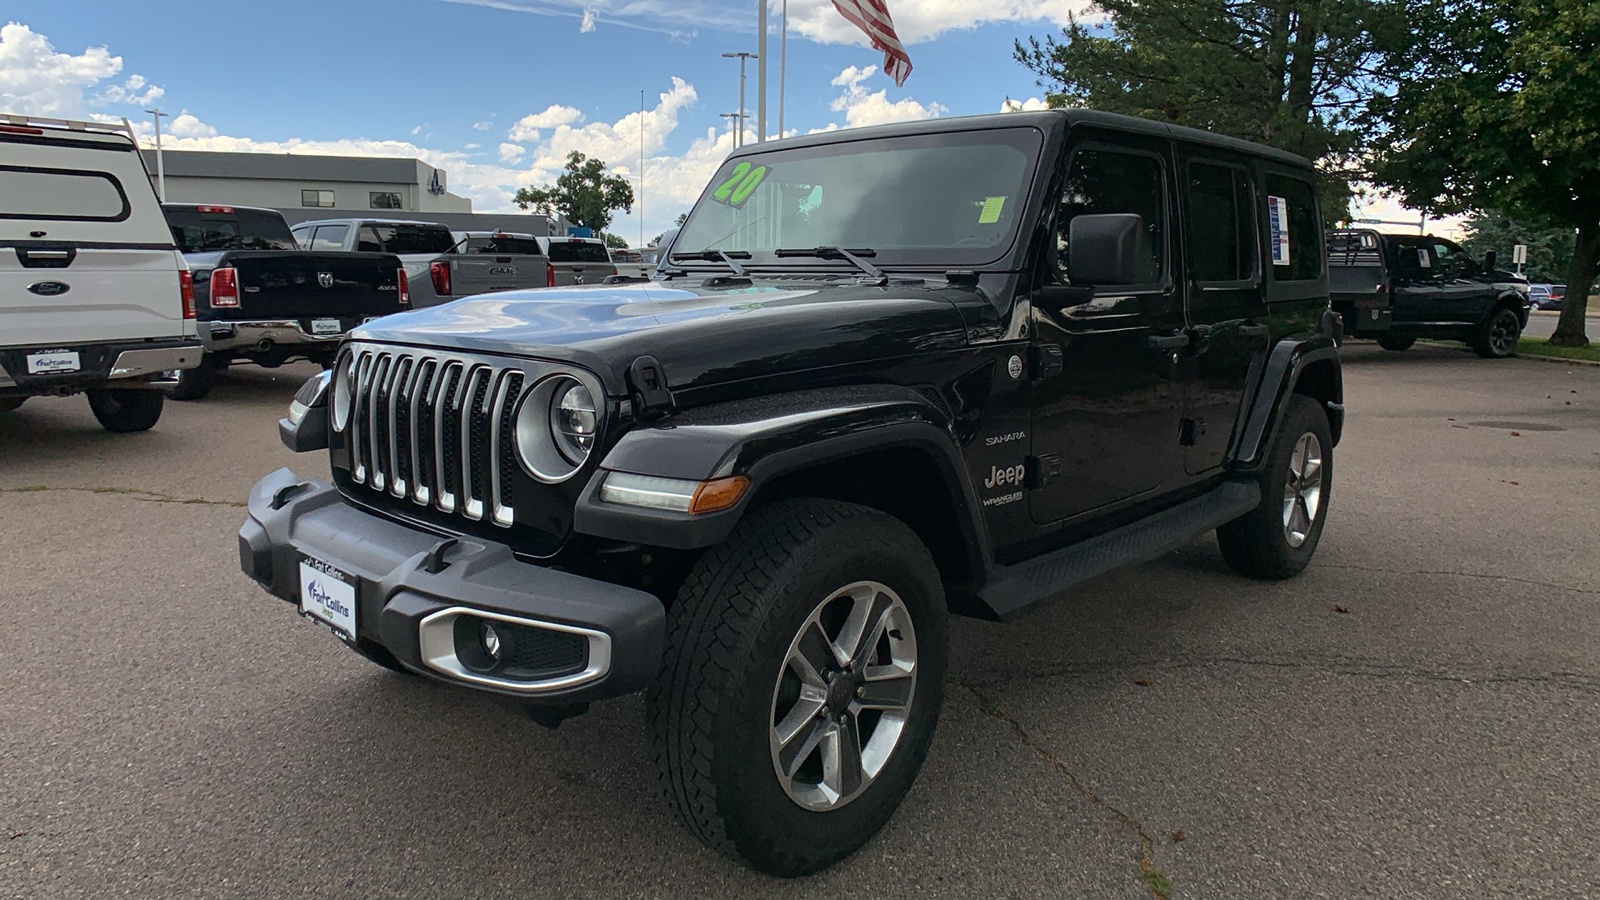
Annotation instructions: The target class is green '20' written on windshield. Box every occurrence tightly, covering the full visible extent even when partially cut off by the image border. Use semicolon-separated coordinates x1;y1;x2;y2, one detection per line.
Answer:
712;162;770;206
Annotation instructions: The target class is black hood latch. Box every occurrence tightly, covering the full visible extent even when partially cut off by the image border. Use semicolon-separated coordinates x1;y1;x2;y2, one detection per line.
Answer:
627;355;675;422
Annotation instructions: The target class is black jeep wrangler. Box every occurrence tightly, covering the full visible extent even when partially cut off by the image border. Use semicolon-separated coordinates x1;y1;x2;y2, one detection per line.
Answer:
1328;228;1529;357
243;110;1343;876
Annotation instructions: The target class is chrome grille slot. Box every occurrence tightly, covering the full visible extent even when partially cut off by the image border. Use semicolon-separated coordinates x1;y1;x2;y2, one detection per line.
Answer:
337;342;595;531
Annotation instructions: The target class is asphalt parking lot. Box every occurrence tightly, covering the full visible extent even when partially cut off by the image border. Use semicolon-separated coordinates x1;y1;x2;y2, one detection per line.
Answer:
3;344;1598;899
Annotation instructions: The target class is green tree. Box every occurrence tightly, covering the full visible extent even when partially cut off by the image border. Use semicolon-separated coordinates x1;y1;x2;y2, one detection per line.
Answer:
1367;0;1597;346
1459;211;1576;285
513;151;635;233
649;213;689;248
1015;0;1401;214
601;232;629;249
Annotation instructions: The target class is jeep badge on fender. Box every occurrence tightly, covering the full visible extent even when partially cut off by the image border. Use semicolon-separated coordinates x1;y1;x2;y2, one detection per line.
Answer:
244;109;1341;878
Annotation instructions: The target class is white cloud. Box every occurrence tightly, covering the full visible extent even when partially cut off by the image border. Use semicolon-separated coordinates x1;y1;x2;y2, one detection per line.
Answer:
167;112;216;138
499;142;526;163
444;0;1089;46
1351;190;1466;240
507;104;585;142
0;22;158;118
828;66;945;128
579;8;597;32
1001;97;1049;112
411;124;424;135
472;120;493;130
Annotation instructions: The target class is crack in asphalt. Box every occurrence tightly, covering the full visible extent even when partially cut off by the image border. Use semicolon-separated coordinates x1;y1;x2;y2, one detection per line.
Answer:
1311;562;1600;596
964;655;1600;695
963;685;1172;900
0;485;246;508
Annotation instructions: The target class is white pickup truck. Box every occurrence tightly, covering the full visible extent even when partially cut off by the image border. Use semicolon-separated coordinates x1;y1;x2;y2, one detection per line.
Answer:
0;114;200;432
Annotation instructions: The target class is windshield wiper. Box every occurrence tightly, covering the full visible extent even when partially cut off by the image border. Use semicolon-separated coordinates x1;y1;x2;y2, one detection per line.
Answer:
669;249;751;276
774;246;886;283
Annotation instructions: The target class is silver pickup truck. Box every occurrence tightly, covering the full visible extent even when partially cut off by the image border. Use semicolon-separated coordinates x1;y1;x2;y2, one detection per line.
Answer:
427;231;546;300
537;235;618;286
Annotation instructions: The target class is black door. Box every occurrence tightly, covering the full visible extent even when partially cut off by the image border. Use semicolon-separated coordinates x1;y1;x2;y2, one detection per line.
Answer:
1029;140;1187;525
1424;238;1498;322
1180;155;1271;475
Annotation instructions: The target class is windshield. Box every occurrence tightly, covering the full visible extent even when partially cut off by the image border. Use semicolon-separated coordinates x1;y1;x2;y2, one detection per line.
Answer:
673;127;1042;269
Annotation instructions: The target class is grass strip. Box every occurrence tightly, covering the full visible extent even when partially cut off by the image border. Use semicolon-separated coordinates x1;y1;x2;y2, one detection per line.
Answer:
1517;338;1600;362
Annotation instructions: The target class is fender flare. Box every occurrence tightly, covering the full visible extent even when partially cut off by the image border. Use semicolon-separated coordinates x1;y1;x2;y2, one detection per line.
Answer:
1232;335;1343;470
572;385;992;575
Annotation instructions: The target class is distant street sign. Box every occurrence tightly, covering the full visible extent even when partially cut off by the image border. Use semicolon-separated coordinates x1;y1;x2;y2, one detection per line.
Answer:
1513;244;1529;265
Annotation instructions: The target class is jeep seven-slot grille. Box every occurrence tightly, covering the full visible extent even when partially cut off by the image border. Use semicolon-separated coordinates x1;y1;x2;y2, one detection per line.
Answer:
341;347;526;528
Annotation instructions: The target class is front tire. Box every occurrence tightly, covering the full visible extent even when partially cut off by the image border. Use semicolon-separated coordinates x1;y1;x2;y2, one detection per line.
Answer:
86;388;164;433
1218;394;1332;580
648;499;949;877
1377;335;1415;352
1472;307;1521;358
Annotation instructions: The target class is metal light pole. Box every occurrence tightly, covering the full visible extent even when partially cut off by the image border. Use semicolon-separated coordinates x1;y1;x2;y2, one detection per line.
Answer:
640;89;646;250
722;52;756;148
778;0;788;138
757;0;767;142
720;112;742;147
145;108;168;201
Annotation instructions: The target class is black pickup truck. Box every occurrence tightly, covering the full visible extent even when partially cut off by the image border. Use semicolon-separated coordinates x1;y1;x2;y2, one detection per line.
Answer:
1327;229;1529;358
161;204;409;399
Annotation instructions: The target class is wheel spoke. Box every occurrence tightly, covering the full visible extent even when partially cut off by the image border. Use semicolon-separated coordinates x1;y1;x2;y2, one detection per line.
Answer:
777;714;830;779
773;685;828;746
857;666;913;710
1300;454;1322;489
838;587;894;670
822;713;864;799
792;622;837;685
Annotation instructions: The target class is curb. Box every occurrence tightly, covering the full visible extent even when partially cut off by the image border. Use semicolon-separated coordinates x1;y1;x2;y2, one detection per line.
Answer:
1517;352;1600;368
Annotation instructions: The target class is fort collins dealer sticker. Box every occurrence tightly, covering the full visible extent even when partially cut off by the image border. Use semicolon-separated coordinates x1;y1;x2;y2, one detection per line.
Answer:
1267;195;1291;266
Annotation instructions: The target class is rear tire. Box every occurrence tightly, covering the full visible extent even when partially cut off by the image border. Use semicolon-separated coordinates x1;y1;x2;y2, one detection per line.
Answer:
166;353;217;401
0;397;24;414
1472;307;1521;358
86;389;164;433
647;498;948;877
1218;394;1332;580
1377;335;1415;352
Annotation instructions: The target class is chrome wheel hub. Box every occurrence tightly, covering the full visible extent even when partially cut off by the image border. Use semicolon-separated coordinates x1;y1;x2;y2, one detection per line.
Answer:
769;580;917;811
1282;432;1324;549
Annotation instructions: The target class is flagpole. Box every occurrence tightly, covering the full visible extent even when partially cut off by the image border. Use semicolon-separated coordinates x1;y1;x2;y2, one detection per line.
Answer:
639;89;645;250
757;0;768;142
778;0;787;138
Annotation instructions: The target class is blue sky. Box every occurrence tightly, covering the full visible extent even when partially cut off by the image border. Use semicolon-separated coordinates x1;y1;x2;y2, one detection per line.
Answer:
3;0;1082;242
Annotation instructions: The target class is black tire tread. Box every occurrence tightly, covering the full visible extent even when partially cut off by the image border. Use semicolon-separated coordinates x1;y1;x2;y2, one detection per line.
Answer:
647;498;934;869
86;389;163;433
1471;307;1521;359
1217;394;1331;580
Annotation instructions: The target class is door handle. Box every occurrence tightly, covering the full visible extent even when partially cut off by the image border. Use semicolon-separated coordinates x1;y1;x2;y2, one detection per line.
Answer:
1147;332;1190;350
1240;323;1271;339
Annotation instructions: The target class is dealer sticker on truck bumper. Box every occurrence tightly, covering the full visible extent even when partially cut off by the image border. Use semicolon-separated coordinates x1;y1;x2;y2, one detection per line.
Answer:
26;350;80;374
299;556;356;641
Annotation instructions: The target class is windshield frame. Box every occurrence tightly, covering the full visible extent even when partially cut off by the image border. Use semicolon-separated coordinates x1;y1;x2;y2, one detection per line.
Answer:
671;125;1047;274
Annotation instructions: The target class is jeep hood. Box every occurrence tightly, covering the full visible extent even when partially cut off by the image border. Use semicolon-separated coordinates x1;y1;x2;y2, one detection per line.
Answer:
352;279;971;394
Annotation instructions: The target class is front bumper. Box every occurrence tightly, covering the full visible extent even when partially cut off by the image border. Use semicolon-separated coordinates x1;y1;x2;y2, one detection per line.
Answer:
238;468;665;704
0;339;200;394
201;319;352;354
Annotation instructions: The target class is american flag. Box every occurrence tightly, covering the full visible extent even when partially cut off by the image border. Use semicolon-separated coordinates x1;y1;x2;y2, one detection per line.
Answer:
831;0;912;87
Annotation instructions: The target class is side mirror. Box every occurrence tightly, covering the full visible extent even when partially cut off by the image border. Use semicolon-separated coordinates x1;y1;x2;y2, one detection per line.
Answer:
1034;284;1096;312
1483;250;1497;272
1067;214;1151;286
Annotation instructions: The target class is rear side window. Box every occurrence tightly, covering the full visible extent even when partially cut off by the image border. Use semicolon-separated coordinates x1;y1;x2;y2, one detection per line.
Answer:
1263;175;1321;281
363;223;455;254
1186;162;1257;283
310;224;350;251
0;165;130;222
1057;148;1167;286
547;241;611;263
463;236;543;255
164;208;297;252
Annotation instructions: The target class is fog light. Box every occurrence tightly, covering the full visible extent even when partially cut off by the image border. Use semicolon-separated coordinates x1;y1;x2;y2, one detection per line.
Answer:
481;621;503;661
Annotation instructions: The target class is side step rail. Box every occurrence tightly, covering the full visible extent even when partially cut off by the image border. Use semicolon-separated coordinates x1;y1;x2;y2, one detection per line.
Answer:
978;480;1262;622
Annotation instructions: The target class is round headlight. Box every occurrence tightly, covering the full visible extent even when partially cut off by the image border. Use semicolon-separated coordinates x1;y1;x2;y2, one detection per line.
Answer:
331;353;353;431
515;375;601;483
551;382;596;465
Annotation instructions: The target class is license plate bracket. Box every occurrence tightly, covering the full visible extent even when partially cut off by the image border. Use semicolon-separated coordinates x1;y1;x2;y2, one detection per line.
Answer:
310;318;342;336
26;349;80;374
298;556;357;642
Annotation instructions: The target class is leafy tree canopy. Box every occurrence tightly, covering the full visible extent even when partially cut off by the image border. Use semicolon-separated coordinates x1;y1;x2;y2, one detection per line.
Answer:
1367;0;1598;345
601;232;629;249
1459;211;1576;285
513;151;635;234
1015;0;1402;215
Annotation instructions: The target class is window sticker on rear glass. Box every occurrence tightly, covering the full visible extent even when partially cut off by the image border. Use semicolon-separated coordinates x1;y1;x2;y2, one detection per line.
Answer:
712;162;770;206
978;196;1007;224
1267;195;1291;266
1417;249;1431;268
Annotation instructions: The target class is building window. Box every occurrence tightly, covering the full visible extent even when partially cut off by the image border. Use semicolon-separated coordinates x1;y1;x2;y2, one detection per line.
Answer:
369;191;403;210
301;189;335;208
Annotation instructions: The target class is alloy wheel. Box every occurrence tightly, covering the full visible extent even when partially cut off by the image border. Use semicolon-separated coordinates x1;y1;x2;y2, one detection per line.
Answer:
1282;432;1324;549
769;580;918;811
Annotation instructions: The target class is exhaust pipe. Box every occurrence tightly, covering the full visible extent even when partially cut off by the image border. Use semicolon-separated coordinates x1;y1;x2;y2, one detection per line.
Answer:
256;339;274;353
